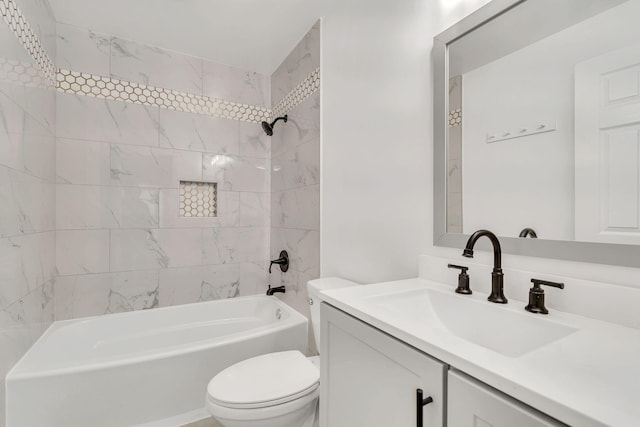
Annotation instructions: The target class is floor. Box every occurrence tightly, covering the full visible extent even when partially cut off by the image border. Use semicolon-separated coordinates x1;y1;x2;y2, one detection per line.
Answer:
181;417;223;427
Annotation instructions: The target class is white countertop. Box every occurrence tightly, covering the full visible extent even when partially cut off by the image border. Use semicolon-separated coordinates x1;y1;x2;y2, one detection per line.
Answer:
321;278;640;427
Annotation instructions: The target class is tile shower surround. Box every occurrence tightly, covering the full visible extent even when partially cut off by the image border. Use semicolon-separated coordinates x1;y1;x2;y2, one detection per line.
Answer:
53;21;320;319
0;0;57;424
269;21;321;355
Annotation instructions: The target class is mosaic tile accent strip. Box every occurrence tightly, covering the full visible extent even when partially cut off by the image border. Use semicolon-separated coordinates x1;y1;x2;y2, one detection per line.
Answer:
56;69;271;123
0;0;56;86
449;108;462;128
272;67;320;119
180;181;217;217
0;0;322;124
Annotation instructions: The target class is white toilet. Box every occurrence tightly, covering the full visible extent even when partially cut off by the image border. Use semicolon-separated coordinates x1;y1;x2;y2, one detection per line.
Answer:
205;277;359;427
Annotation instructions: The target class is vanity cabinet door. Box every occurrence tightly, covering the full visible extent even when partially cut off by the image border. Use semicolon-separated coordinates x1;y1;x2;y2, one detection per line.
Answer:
320;303;445;427
448;370;565;427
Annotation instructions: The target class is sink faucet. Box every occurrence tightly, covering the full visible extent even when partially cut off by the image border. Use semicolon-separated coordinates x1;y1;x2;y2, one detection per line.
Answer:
462;229;507;304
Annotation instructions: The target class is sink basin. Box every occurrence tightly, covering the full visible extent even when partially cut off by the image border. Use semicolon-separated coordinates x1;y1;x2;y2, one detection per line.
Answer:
367;287;577;357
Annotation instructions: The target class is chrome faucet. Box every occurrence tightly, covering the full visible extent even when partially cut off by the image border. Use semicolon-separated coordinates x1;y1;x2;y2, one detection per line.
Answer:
462;229;507;304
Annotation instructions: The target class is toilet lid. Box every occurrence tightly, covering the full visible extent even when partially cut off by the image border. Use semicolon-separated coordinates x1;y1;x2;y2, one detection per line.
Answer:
207;350;320;409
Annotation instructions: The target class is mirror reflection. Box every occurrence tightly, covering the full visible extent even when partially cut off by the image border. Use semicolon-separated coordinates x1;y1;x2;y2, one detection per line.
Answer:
447;0;640;245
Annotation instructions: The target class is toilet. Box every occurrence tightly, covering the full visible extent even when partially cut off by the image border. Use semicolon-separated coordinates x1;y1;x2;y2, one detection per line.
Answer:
205;277;359;427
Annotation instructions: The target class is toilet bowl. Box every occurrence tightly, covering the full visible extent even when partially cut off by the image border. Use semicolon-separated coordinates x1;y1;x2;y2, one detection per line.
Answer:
206;351;319;427
206;277;359;427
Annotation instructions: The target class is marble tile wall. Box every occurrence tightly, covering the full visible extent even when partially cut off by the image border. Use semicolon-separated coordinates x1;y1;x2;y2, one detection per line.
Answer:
54;23;272;319
269;21;321;355
0;0;57;424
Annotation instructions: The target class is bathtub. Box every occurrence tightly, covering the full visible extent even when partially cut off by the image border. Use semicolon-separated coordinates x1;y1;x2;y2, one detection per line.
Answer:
6;295;308;427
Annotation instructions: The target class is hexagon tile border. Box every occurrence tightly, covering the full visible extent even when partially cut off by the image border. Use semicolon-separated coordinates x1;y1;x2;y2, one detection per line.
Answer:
0;0;57;86
1;0;320;124
57;69;272;123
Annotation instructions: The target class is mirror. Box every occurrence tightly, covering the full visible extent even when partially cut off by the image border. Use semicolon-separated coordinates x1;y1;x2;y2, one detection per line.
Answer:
434;0;640;267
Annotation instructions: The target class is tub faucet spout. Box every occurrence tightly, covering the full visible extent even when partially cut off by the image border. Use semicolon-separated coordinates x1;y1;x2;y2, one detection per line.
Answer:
266;285;286;296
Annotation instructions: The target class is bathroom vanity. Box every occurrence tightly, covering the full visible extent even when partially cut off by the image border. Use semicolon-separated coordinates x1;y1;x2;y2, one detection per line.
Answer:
319;278;640;427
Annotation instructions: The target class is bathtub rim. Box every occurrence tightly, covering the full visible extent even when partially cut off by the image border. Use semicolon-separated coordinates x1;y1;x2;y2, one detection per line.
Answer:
7;295;307;380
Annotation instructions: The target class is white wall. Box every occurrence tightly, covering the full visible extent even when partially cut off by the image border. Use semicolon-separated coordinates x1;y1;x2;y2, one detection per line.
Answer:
320;0;640;290
320;0;492;283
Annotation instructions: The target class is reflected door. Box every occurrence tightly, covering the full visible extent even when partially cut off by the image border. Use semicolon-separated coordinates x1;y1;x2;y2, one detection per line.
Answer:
575;42;640;244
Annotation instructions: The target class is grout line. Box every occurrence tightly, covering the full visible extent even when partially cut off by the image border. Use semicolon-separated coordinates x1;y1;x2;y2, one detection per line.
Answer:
1;228;56;240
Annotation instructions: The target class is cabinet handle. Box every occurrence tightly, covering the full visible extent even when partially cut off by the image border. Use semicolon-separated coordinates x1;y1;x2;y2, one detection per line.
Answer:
416;388;433;427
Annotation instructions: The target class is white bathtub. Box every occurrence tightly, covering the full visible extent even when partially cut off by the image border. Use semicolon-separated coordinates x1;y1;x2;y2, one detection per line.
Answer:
6;295;308;427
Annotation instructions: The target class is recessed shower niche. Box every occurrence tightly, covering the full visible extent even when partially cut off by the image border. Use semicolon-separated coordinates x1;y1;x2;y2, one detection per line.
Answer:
179;181;218;217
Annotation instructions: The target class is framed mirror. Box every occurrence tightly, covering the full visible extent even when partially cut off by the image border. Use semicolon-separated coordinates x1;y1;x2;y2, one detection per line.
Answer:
433;0;640;267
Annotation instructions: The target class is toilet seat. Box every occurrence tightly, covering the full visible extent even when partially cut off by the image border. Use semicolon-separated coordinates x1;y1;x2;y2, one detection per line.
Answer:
207;350;320;410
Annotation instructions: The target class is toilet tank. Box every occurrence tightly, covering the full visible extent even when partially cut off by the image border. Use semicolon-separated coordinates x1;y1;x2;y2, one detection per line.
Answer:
307;277;360;352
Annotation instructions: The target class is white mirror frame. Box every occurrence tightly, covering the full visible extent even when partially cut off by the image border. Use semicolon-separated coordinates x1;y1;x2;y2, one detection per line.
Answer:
433;0;640;268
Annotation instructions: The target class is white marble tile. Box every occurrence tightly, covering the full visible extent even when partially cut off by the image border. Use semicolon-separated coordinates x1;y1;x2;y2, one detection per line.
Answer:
0;232;55;308
203;61;269;107
239;120;270;159
272;92;320;156
271;228;320;277
20;122;55;182
0;167;55;237
158;264;240;307
203;154;269;193
0;90;27;138
56;23;111;76
239;262;269;296
271;185;320;230
202;227;269;265
271;21;320;105
111;37;202;95
110;145;202;188
56;138;111;185
0;91;55;182
0;81;56;137
0;102;55;182
56;230;109;276
110;228;202;271
57;93;160;146
0;281;54;381
56;185;159;229
54;270;160;320
271;141;320;192
159;189;238;228
158;109;240;154
239;192;269;227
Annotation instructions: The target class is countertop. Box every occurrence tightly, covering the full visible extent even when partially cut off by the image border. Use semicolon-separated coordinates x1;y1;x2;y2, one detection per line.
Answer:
321;278;640;427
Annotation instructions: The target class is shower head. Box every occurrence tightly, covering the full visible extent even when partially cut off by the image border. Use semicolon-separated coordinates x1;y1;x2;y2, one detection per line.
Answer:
261;115;288;136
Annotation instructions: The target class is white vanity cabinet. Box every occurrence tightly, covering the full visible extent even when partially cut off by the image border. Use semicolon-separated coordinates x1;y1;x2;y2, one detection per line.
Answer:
447;371;564;427
320;303;445;427
321;302;567;427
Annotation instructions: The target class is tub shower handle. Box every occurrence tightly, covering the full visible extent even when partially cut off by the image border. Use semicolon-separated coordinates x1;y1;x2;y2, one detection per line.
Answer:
269;250;289;273
416;388;433;427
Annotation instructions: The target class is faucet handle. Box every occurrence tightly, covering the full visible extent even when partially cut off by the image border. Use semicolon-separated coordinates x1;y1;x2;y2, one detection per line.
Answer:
447;264;468;273
448;264;471;295
526;278;564;314
531;278;564;290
